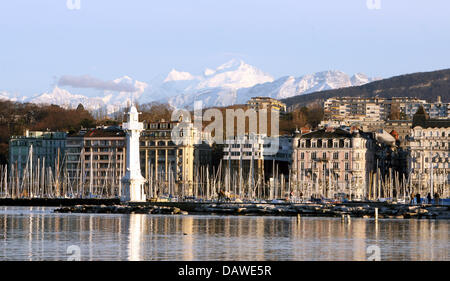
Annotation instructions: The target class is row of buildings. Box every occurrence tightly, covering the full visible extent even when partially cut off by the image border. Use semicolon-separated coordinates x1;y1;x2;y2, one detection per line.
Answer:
9;120;213;198
7;96;450;200
318;96;449;199
324;96;449;121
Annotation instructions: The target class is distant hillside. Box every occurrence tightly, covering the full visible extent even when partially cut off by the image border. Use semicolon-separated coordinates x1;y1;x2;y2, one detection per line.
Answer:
282;68;450;109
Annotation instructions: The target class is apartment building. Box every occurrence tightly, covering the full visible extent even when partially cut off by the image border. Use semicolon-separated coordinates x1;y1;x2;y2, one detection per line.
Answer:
222;134;292;182
292;127;377;200
140;119;212;196
407;107;450;198
247;97;287;112
65;126;126;197
323;96;449;121
9;130;66;176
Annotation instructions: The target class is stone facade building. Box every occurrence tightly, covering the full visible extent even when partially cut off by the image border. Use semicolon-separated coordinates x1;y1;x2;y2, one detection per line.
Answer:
407;107;450;198
140;119;212;197
292;127;377;200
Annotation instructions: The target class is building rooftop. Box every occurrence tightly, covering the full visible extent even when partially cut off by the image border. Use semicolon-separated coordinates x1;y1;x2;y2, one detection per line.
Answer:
68;127;125;138
300;128;353;139
412;106;450;128
298;128;374;140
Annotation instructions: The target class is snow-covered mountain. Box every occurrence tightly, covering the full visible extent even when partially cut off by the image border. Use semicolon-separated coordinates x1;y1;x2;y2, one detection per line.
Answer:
4;59;380;112
24;76;147;114
165;66;380;108
146;59;274;106
0;91;27;102
28;86;107;110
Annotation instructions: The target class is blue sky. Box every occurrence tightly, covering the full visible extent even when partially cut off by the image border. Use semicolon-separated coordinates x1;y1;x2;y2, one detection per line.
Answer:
1;0;449;98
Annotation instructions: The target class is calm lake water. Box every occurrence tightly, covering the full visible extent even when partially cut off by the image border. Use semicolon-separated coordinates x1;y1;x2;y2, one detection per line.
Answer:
0;206;448;261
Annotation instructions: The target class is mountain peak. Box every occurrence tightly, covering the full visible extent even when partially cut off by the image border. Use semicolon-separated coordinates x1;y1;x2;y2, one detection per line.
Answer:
351;73;381;86
164;69;197;82
216;58;245;71
196;59;273;90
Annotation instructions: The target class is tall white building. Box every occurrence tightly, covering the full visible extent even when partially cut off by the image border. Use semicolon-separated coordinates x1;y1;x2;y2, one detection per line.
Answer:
223;134;292;181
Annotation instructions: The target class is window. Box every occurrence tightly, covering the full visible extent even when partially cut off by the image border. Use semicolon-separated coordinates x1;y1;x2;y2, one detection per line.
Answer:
312;152;317;159
300;152;304;160
333;152;339;160
345;152;349;160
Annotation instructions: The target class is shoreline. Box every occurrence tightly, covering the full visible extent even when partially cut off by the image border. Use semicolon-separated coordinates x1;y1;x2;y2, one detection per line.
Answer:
52;201;450;220
1;198;448;219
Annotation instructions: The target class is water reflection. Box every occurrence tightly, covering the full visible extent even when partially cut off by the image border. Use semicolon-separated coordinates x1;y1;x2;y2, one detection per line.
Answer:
0;207;448;261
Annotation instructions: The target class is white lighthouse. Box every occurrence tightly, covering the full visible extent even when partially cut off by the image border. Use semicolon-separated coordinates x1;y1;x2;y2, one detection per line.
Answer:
121;105;146;202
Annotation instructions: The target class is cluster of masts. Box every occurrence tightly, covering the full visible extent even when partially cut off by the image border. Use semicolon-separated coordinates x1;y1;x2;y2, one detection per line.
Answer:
0;147;448;202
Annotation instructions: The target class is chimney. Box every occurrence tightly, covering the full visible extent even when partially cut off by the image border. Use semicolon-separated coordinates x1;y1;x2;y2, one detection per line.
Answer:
437;96;441;103
350;126;359;133
301;127;310;134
